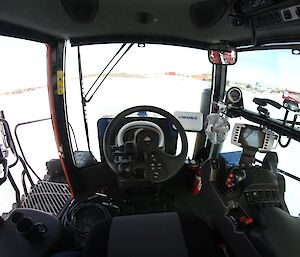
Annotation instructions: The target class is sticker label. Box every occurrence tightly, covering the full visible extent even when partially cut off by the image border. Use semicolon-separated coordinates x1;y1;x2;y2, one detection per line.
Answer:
57;70;64;95
174;111;203;132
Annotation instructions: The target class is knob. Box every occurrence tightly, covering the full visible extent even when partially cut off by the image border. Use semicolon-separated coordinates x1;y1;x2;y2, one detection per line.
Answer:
117;163;132;177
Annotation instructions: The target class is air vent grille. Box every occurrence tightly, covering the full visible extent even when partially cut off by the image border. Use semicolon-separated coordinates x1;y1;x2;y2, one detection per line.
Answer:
21;181;70;216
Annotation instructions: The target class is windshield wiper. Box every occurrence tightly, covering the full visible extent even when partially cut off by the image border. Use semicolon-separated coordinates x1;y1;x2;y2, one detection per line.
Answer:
77;43;134;151
83;43;134;103
255;158;300;183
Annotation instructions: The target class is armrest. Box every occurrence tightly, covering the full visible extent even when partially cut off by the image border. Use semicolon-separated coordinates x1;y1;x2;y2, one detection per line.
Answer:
249;207;300;257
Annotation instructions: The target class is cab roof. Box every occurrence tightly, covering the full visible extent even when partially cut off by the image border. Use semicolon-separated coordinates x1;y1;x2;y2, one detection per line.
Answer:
0;0;299;48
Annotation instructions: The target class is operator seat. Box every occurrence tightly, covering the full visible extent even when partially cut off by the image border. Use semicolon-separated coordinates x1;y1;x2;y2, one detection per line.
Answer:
84;212;224;257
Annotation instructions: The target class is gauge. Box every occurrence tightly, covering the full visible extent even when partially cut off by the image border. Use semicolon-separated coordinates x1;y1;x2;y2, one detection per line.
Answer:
283;90;289;97
227;87;242;104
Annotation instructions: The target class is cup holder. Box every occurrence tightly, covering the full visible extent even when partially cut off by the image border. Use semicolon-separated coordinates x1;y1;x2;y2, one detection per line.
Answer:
11;211;24;224
17;217;44;243
17;217;33;233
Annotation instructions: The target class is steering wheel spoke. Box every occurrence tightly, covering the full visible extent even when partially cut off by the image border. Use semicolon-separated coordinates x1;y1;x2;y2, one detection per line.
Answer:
143;148;183;183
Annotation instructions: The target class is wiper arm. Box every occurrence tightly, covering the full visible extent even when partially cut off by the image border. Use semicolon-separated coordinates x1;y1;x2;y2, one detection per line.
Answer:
84;43;134;103
77;43;133;151
84;43;126;98
255;158;300;183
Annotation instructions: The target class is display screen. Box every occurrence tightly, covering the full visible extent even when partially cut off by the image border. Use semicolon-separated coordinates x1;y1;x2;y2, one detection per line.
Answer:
239;127;265;149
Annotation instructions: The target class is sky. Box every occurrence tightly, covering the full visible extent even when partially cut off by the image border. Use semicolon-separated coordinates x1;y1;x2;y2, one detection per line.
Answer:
66;42;212;79
0;36;47;92
227;49;300;91
1;36;299;92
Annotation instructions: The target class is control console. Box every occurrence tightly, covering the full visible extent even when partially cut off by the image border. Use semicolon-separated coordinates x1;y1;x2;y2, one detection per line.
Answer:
207;153;287;232
0;209;71;257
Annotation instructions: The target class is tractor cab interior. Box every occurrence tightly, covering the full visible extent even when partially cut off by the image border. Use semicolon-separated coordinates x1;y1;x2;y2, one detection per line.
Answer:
0;0;300;257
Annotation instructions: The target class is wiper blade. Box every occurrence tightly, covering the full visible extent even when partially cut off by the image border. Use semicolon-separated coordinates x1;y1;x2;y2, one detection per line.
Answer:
84;43;134;102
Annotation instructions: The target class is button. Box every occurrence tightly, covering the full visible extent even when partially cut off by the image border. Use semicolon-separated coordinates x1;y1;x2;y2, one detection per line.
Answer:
251;191;259;201
239;216;253;225
262;15;269;25
296;7;300;17
265;191;272;200
244;192;252;202
256;16;263;26
212;159;218;169
274;12;281;22
272;191;278;200
283;9;292;20
269;14;274;23
258;191;265;201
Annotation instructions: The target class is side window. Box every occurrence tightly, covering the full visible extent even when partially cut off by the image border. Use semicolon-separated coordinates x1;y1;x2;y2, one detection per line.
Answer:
225;49;300;216
0;36;58;214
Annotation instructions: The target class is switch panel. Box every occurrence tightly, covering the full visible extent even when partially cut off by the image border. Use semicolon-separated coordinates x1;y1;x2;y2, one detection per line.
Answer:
281;5;300;22
254;5;300;28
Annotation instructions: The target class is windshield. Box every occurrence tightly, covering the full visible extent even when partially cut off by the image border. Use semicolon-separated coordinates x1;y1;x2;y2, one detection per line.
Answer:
224;49;300;216
65;43;212;162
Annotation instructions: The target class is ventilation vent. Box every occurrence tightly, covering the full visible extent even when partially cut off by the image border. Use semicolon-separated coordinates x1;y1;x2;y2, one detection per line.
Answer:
22;181;71;216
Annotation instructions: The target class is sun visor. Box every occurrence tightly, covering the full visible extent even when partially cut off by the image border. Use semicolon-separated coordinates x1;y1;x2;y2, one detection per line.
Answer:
174;111;203;132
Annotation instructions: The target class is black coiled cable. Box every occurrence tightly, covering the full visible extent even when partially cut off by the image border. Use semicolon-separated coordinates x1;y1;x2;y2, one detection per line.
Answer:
61;195;112;242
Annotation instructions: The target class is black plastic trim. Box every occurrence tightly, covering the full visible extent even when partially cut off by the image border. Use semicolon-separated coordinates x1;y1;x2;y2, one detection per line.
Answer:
0;21;62;43
70;35;209;49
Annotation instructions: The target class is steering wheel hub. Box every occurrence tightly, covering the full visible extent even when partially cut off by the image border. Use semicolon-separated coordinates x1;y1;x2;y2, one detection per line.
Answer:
135;128;160;153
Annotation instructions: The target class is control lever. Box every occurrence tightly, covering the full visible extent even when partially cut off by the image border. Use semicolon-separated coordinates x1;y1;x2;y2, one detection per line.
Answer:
253;98;282;109
225;200;254;232
225;166;246;190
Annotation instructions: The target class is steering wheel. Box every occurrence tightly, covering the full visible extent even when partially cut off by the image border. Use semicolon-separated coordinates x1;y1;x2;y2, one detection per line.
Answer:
103;106;188;183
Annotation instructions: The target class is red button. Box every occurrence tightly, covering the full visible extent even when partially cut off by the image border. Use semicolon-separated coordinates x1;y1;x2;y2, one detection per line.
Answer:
239;216;253;225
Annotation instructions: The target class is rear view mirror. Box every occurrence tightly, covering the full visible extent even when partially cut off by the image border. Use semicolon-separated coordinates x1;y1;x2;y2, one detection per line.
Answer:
208;45;237;65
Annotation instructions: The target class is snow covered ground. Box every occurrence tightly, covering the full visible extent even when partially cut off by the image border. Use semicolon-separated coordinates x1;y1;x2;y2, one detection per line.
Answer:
0;79;299;217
